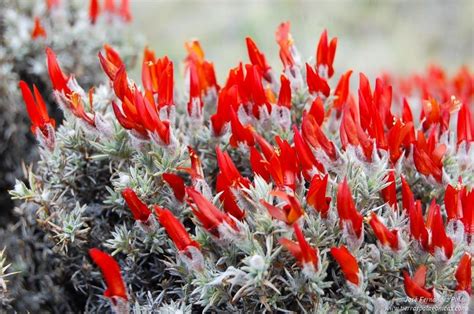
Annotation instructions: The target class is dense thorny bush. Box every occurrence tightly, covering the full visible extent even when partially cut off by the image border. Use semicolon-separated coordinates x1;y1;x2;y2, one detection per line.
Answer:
2;16;474;313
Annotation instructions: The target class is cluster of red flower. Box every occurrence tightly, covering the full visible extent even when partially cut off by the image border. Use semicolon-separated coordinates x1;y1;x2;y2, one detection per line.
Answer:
20;20;472;307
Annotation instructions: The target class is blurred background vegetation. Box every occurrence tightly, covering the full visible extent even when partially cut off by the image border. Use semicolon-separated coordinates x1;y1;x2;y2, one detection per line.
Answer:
130;0;473;83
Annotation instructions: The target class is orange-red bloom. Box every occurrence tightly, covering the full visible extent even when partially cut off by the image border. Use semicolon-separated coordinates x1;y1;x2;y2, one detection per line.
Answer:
333;70;352;110
154;206;200;252
401;175;415;212
19;81;56;136
429;202;454;260
387;119;415;164
112;87;171;144
99;44;124;80
306;174;331;218
306;63;330;97
261;190;304;225
275;21;297;69
444;183;463;221
185;40;219;97
408;200;430;251
121;188;152;222
340;98;373;160
293;126;324;180
381;170;397;209
141;48;174;108
413;130;446;182
215;147;250;220
460;187;474;236
249;146;271;181
186;187;238;238
89;248;128;301
229;109;255;147
336;178;363;239
457;102;473;147
403;265;434;302
246;37;271;81
279;223;319;270
89;0;100;24
277;74;291;109
316;29;337;78
302;113;337;160
330;246;360;286
162;173;186;202
455;253;472;295
119;0;132;22
368;212;399;251
46;47;71;95
31;17;46;39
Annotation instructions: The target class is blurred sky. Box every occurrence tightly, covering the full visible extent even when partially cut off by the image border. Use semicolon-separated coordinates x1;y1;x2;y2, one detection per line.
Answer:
130;0;473;82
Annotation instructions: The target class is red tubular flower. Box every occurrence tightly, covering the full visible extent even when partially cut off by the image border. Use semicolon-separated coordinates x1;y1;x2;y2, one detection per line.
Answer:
229;109;255;147
181;146;204;182
112;87;171;144
460;187;474;236
340;100;374;161
243;64;271;118
306;63;330;97
31;17;46;39
104;0;115;13
187;63;203;117
308;97;325;126
293;126;324;179
316;29;337;78
69;92;96;126
306;174;331;218
336;178;363;239
99;44;124;80
408;200;429;251
261;190;304;225
246;37;271;81
249;146;271;181
413;130;446;182
444;184;463;221
368;212;399;251
46;0;60;10
430;202;454;260
46;47;71;95
89;0;100;24
402;98;414;123
275;21;297;69
141;49;174;108
387;119;415;164
333;70;353;110
268;137;299;191
186;187;238;238
279;223;319;270
455;253;472;295
215;147;250;220
457;102;473;147
401;175;415;212
403;265;434;302
19;81;56;136
162;173;186;202
154;206;200;252
210;85;239;136
277;74;291;109
89;248;128;301
119;0;132;22
301;113;337;160
381;170;397;209
330;246;360;286
121;188;152;222
185;40;219;96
